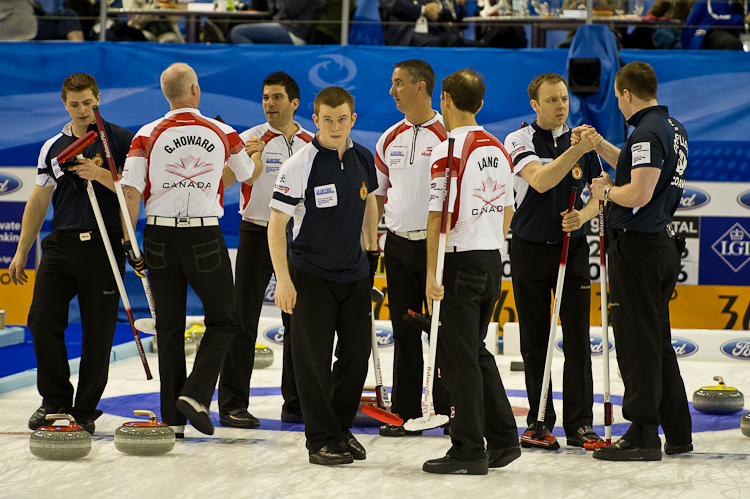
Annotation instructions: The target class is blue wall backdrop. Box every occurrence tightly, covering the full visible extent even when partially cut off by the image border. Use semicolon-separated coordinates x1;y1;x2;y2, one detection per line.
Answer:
2;42;749;238
1;42;748;323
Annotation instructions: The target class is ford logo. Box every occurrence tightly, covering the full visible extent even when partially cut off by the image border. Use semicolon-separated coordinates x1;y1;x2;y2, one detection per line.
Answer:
261;324;285;345
677;186;710;210
589;334;614;356
738;189;750;210
375;325;394;347
554;335;613;354
720;339;750;360
263;277;276;305
0;171;23;196
671;336;698;357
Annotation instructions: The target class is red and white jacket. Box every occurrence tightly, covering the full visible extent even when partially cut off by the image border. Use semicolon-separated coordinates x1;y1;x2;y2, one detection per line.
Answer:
429;125;514;250
374;113;447;233
238;121;313;222
122;108;253;218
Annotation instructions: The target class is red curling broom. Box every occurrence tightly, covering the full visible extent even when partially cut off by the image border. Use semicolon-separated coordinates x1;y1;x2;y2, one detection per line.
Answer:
584;199;614;450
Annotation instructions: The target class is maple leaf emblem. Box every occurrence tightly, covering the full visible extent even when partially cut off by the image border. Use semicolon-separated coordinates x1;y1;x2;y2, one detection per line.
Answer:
165;155;214;178
472;178;505;204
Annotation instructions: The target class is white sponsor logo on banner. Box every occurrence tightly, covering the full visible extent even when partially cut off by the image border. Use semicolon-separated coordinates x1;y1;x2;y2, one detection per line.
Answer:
711;223;750;273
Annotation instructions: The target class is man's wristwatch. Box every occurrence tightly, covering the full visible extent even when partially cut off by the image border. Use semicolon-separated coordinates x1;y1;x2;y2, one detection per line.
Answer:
604;185;613;202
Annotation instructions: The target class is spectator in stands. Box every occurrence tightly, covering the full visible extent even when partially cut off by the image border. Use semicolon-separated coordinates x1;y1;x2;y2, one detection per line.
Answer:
35;4;85;41
0;0;84;41
379;0;473;47
229;0;326;44
620;0;695;49
682;0;750;49
0;0;38;40
554;0;616;48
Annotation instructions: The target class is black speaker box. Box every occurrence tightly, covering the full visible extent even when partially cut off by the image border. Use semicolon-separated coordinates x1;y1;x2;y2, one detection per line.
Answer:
568;58;601;97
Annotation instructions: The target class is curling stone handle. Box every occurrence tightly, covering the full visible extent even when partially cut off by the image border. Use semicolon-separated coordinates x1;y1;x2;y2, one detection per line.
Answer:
714;376;726;385
133;410;158;420
46;414;75;424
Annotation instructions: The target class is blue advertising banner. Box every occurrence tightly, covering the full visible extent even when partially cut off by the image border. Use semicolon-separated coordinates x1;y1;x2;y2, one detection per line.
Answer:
1;43;748;180
699;216;750;286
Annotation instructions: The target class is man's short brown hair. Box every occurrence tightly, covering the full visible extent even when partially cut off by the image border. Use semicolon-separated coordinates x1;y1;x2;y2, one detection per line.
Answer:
394;60;436;97
314;86;355;115
441;68;485;114
61;73;99;102
527;73;567;101
615;61;658;101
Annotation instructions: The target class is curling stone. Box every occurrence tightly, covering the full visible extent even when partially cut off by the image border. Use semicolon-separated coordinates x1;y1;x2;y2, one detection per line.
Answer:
254;343;274;369
114;410;175;456
29;414;91;460
741;412;750;438
692;376;745;415
354;390;382;427
152;325;204;356
184;324;204;356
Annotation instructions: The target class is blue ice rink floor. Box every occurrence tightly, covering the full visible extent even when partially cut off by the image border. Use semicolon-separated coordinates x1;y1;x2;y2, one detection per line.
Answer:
1;336;749;499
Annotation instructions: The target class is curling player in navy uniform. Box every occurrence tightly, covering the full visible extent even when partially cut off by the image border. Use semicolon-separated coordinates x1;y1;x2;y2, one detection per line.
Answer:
121;63;255;437
503;73;604;449
422;69;519;476
218;71;313;428
590;61;692;461
268;86;380;466
9;73;133;435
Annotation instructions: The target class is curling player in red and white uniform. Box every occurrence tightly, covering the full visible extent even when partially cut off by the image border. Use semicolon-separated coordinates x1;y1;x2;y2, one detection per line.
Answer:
121;63;255;437
422;69;519;475
374;59;451;437
218;71;313;428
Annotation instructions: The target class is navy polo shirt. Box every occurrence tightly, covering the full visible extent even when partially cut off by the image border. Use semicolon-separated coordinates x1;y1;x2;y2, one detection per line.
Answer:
270;137;378;283
608;106;687;233
505;121;602;242
37;121;133;231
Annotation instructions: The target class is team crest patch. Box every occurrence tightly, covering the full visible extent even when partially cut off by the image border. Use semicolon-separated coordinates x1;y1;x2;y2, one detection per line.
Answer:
572;164;582;179
360;181;367;200
94;154;103;168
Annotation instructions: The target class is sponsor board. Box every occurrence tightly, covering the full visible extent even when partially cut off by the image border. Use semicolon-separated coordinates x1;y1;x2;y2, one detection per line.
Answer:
263;276;276;306
738;189;750;210
374;325;394;347
0;171;22;196
0;269;36;325
699;217;750;285
262;324;285;345
260;321;394;348
0;167;35;201
583;216;699;285
671;336;699;357
677;185;711;211
377;275;750;332
504;322;750;362
554;334;614;355
719;339;750;360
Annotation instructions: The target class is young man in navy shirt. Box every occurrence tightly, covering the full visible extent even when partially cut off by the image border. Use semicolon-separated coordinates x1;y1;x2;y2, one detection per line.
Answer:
9;73;133;435
268;86;380;466
590;61;692;461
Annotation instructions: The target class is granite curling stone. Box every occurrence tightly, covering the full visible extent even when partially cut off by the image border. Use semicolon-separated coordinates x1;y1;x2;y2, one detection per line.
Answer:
29;414;92;460
254;343;274;369
152;325;203;356
741;412;750;438
692;376;745;415
115;410;175;456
